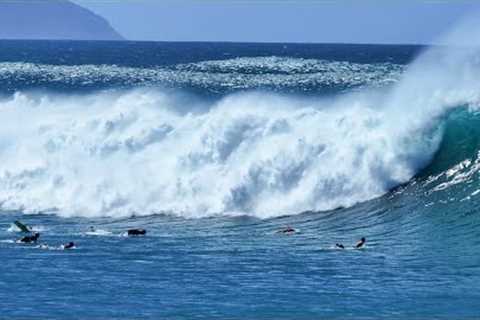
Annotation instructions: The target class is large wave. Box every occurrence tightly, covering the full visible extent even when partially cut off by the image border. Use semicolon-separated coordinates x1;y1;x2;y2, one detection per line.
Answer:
2;20;480;218
0;83;470;219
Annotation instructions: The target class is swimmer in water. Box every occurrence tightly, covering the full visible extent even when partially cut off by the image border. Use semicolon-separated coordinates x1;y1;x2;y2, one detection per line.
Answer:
19;232;40;244
277;226;296;234
127;229;146;236
336;237;366;249
62;242;75;250
355;237;366;249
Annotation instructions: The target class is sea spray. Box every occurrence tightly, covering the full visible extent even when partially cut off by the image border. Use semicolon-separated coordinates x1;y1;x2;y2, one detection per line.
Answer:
0;89;442;218
2;18;480;218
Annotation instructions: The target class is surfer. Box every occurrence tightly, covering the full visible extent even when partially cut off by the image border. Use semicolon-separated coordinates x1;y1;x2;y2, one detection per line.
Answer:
62;242;75;250
355;237;366;249
336;237;366;249
277;226;296;234
127;228;146;236
19;232;40;244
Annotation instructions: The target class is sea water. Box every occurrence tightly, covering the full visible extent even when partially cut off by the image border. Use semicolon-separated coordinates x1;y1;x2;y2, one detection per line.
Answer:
0;40;480;319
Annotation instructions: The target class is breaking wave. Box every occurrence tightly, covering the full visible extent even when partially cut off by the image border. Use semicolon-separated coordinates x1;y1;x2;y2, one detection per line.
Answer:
0;81;477;219
2;19;480;219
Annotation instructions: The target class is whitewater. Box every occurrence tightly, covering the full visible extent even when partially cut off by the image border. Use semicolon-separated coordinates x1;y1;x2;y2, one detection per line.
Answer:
2;18;480;320
1;36;480;219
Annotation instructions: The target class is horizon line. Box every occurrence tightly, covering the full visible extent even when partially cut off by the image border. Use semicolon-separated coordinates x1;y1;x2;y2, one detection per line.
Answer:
0;38;432;46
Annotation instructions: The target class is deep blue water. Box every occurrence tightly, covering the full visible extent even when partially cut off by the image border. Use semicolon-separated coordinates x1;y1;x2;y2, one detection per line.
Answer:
1;40;480;319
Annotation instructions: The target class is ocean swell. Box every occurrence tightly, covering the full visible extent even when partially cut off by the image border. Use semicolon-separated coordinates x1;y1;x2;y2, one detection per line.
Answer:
0;57;403;94
2;35;480;218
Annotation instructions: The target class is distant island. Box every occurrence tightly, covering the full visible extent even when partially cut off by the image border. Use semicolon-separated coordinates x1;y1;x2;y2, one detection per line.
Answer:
0;0;123;41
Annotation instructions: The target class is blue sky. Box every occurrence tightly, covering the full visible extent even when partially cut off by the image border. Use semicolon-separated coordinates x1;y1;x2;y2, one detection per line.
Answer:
73;0;480;44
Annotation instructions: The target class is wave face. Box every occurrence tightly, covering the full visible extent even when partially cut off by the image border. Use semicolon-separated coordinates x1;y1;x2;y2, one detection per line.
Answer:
1;41;480;218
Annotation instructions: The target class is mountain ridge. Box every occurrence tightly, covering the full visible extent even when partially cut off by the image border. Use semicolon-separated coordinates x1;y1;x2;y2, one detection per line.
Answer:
0;0;123;41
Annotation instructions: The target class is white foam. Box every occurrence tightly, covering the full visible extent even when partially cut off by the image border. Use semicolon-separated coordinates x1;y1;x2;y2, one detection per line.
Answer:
85;229;112;236
0;86;447;219
7;224;21;233
431;153;480;193
38;244;74;251
1;20;480;219
7;223;43;233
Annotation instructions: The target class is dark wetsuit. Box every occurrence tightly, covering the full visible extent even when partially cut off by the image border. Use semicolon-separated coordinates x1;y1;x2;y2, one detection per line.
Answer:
20;233;40;243
63;242;75;249
355;238;366;249
128;229;146;236
336;238;366;249
278;227;296;234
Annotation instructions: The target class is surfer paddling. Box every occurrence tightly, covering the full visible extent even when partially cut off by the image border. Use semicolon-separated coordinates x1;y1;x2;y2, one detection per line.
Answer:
277;226;296;234
355;237;366;249
62;242;75;250
19;232;40;244
12;220;76;249
127;228;146;236
336;237;366;249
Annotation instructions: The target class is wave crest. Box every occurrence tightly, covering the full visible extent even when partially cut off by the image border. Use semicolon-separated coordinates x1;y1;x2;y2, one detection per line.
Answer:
0;88;443;218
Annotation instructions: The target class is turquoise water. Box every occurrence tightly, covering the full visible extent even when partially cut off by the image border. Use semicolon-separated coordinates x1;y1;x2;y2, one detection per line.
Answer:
1;41;480;319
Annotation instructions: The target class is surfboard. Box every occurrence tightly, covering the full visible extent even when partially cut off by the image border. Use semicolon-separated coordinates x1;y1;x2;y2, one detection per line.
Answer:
14;221;31;233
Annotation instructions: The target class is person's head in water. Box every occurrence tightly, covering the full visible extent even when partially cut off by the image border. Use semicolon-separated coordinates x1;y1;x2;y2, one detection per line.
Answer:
356;237;366;248
64;242;75;249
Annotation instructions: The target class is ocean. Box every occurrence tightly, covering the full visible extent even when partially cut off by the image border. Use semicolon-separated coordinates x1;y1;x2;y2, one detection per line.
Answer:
1;40;480;319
